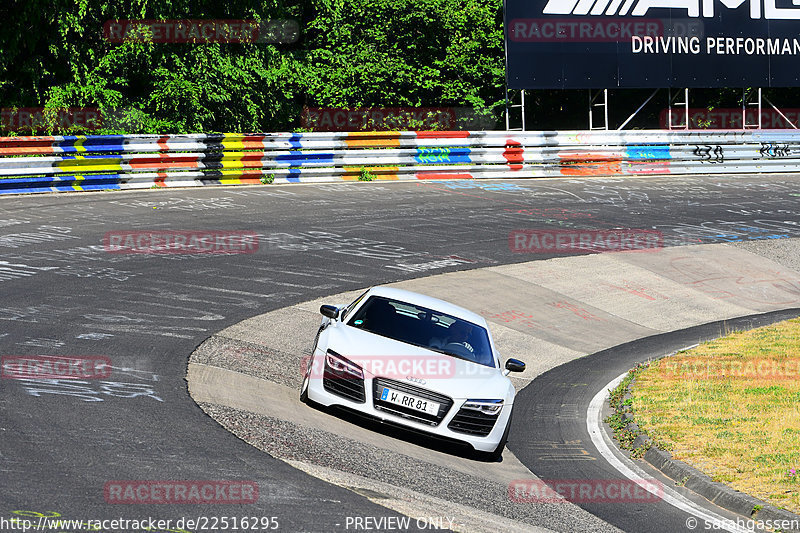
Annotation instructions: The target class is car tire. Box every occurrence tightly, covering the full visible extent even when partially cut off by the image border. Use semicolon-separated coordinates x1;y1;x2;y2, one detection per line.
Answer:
301;329;323;404
486;407;513;461
300;355;312;404
299;373;310;404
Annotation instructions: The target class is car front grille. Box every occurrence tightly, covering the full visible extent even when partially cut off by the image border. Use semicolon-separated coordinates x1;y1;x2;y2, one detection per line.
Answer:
372;378;453;426
447;407;500;436
323;358;365;403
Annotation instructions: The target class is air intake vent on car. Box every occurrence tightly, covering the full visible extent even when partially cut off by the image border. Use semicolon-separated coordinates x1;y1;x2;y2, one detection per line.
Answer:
447;408;499;436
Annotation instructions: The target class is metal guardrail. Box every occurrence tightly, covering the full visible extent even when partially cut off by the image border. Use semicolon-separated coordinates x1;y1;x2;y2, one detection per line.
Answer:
1;130;798;195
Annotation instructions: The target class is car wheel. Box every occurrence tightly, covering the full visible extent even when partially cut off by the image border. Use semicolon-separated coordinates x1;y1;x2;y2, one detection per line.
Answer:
300;355;312;404
486;407;513;461
300;373;310;403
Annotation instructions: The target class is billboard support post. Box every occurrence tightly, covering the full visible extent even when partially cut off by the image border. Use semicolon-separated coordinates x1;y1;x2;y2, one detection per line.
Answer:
668;89;689;130
764;93;799;130
617;89;660;130
505;89;527;131
743;88;762;130
588;89;608;130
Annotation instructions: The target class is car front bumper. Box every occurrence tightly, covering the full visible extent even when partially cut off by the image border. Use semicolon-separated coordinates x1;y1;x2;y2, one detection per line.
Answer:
305;351;513;453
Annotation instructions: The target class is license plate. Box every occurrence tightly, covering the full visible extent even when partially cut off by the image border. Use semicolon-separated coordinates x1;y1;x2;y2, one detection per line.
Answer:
380;387;439;416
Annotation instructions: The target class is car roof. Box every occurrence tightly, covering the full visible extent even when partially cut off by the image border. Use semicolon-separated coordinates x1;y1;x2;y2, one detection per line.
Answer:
364;286;488;328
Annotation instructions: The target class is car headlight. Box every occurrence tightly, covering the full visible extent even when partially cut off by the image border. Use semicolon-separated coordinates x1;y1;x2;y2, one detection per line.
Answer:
325;350;364;379
462;399;503;415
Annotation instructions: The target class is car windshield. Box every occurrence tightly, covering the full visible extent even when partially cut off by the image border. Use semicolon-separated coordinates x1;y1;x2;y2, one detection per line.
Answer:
347;296;496;368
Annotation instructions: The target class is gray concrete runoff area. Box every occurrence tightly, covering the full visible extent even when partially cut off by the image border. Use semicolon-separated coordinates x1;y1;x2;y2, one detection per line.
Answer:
188;238;800;533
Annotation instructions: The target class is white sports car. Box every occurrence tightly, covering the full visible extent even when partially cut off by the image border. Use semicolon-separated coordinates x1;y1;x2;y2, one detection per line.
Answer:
300;286;526;459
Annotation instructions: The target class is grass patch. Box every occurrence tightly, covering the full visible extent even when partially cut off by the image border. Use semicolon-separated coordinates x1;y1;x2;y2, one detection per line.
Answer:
357;167;377;181
630;317;800;513
605;362;664;458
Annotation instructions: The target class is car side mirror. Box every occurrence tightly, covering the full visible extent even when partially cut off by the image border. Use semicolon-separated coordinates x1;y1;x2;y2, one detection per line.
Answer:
505;358;526;373
320;305;339;320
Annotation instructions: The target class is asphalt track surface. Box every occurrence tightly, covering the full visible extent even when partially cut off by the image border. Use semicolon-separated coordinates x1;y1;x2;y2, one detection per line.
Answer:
512;309;800;533
2;175;800;532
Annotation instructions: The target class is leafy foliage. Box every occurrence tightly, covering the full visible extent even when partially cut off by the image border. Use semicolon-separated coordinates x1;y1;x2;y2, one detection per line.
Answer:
0;0;504;133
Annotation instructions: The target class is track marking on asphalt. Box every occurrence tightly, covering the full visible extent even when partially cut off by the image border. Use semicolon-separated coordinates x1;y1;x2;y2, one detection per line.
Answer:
587;367;752;533
155;281;285;299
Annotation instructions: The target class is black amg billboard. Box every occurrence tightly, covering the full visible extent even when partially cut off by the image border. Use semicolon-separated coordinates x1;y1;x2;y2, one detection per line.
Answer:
505;0;800;88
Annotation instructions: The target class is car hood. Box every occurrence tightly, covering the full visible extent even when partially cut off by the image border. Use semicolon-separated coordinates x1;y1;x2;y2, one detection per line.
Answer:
326;324;512;401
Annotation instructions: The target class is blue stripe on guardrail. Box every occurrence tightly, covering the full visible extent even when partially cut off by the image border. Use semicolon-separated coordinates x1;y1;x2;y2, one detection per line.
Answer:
626;145;672;160
414;147;472;164
275;152;335;164
55;135;130;153
0;174;124;189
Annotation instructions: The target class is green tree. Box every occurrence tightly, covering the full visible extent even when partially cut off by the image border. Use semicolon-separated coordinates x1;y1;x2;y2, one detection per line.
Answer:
0;0;506;133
